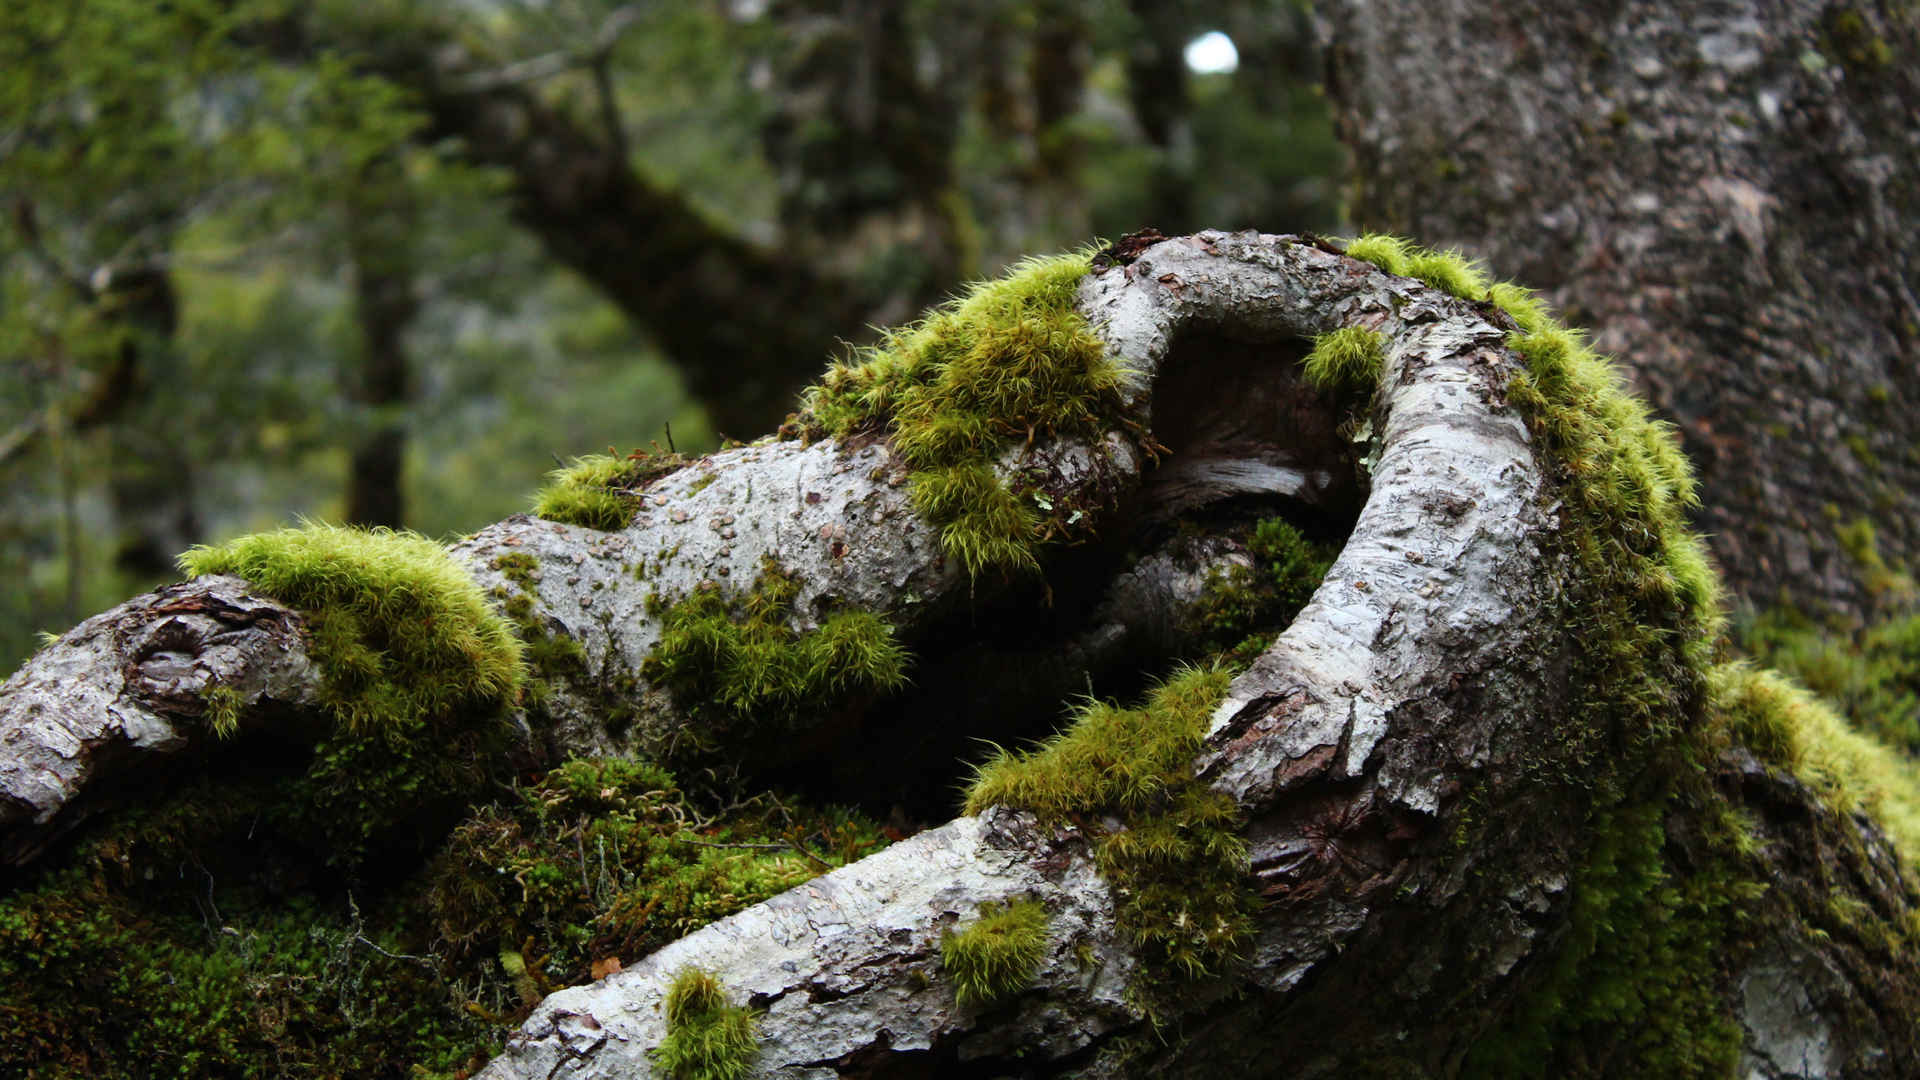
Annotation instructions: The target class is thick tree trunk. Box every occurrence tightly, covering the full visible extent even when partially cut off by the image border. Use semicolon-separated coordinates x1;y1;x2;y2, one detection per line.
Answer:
2;233;1912;1076
1319;0;1920;620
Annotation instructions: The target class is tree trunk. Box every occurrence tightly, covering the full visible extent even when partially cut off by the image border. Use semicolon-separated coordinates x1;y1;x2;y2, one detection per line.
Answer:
343;159;419;529
1;232;1912;1076
1319;0;1920;621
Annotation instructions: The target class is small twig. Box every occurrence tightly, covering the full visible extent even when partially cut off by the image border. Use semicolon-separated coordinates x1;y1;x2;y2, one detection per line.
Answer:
575;823;592;898
676;835;794;853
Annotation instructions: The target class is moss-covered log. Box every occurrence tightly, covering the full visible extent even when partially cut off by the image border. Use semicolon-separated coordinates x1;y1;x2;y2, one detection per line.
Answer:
1;232;1915;1078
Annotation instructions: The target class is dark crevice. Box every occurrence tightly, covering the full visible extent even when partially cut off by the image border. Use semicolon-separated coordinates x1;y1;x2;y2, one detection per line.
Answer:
756;331;1366;824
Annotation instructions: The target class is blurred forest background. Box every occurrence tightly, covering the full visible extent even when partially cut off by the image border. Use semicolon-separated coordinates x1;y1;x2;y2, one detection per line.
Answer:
0;0;1342;672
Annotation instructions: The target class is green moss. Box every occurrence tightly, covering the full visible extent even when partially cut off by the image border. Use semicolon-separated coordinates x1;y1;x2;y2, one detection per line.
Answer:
179;523;524;729
1194;517;1335;666
488;553;587;713
1711;662;1920;851
793;249;1125;578
198;683;243;739
1342;234;1414;276
642;557;909;749
178;523;526;862
1403;247;1491;299
1835;516;1917;604
1302;326;1386;400
941;898;1050;1008
532;449;695;531
0;753;880;1078
1463;798;1752;1077
966;665;1250;979
0;779;494;1079
653;968;759;1080
1737;605;1920;755
422;757;888;988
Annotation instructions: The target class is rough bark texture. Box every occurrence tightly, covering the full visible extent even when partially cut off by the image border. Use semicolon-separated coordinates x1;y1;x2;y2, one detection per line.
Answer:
2;233;1913;1075
1320;0;1920;620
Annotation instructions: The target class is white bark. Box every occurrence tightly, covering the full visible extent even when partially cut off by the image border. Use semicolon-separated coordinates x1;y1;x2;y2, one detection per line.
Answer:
479;231;1567;1077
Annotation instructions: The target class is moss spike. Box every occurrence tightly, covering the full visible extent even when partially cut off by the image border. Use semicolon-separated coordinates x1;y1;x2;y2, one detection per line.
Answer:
654;967;760;1080
941;898;1050;1009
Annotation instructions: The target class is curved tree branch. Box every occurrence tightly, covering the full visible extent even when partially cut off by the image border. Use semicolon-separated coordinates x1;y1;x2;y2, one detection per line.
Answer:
3;232;1912;1075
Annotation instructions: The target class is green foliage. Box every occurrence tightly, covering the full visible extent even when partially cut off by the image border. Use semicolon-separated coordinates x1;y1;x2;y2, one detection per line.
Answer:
941;899;1050;1008
1195;517;1335;666
642;557;909;747
653;968;760;1080
423;758;889;988
532;450;698;531
966;665;1251;978
178;522;525;860
0;779;493;1079
1302;326;1387;400
794;250;1125;578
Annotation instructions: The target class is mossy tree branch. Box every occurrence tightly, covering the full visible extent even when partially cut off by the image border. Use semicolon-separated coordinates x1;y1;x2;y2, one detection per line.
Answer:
2;232;1914;1077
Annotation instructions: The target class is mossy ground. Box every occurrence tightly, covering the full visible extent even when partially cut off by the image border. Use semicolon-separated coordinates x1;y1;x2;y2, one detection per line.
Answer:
642;556;910;753
941;898;1051;1008
0;777;496;1079
789;249;1128;578
423;757;889;1003
0;756;886;1077
653;967;760;1080
1333;235;1919;1076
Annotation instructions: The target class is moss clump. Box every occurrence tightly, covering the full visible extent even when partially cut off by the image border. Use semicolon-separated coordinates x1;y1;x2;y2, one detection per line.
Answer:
199;683;244;739
178;523;525;862
941;898;1050;1008
653;968;759;1080
532;449;696;531
1710;661;1920;851
1195;517;1335;667
178;523;524;731
1302;326;1387;400
792;249;1126;578
966;665;1250;978
422;757;888;993
642;557;909;749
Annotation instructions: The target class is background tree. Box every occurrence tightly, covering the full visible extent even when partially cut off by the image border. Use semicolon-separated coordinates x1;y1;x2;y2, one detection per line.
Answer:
1;0;1340;671
1317;0;1920;623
